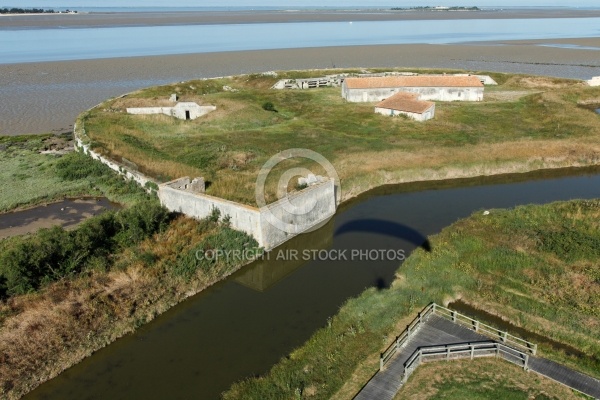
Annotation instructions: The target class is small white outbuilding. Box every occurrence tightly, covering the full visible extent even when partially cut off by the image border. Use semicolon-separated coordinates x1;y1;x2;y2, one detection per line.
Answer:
374;92;435;121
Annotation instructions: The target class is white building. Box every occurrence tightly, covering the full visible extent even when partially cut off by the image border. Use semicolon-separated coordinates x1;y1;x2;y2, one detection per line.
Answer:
587;76;600;87
126;102;216;120
342;75;484;102
374;92;435;121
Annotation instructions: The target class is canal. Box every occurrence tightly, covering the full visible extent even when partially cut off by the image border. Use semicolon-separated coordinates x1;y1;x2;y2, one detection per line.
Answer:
26;166;600;400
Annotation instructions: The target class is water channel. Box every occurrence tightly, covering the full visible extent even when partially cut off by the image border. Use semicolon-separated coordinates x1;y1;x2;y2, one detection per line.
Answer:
26;166;600;400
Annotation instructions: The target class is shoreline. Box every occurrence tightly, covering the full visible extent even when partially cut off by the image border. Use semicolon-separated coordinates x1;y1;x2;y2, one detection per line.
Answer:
2;38;600;136
2;9;600;30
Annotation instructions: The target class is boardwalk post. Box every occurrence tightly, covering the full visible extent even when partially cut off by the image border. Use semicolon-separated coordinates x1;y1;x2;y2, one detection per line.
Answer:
452;310;457;323
432;303;437;314
533;343;537;356
380;353;384;371
446;346;450;361
407;324;411;338
470;345;475;359
418;312;422;325
524;354;529;371
395;335;400;350
495;344;500;358
502;331;507;343
474;320;479;332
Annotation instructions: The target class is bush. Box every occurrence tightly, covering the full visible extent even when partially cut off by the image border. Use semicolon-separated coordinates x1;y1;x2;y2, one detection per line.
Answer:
55;151;107;180
173;221;259;280
262;101;277;112
0;200;170;297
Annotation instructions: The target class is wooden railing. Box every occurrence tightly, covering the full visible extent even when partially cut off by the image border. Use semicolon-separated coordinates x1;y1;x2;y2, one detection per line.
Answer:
400;341;531;384
379;303;436;371
379;302;537;371
431;303;537;356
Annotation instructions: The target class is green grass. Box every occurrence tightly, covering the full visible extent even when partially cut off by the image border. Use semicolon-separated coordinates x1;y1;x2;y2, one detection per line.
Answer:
397;358;583;400
0;135;150;212
82;69;600;204
0;135;89;211
222;199;600;400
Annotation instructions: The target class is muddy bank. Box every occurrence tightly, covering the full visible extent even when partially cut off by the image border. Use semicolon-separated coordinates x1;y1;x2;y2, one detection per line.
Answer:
3;9;600;30
0;198;119;239
2;38;600;136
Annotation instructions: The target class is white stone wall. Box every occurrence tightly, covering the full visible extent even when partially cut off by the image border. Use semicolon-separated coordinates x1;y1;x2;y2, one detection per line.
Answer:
126;107;172;116
126;104;216;120
158;178;337;250
158;182;263;240
343;85;483;102
74;129;154;189
258;180;336;250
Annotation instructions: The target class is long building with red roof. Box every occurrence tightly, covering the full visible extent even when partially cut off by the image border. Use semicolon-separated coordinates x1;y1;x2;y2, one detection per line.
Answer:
342;75;484;102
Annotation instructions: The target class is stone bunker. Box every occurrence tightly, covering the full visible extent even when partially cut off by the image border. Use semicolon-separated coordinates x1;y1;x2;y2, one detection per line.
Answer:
126;101;216;120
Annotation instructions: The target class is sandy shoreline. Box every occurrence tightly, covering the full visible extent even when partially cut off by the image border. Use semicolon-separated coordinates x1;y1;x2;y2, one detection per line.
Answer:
2;38;600;136
2;9;600;29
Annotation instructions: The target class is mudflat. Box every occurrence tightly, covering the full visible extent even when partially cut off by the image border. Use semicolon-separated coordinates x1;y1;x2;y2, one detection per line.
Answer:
2;9;600;29
2;38;600;136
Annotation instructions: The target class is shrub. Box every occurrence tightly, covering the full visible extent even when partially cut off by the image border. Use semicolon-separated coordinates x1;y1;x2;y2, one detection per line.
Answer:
262;101;277;112
0;200;170;297
55;151;107;180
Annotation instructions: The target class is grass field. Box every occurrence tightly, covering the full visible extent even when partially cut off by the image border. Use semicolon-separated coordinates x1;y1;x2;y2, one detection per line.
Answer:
82;68;600;204
223;199;600;400
0;134;148;212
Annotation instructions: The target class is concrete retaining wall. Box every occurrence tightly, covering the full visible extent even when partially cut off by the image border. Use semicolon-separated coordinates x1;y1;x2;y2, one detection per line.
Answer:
158;178;262;240
158;178;337;250
259;179;336;250
74;128;154;189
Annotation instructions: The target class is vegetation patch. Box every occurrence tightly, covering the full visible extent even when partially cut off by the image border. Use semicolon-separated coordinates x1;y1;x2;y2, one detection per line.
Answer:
0;202;259;399
397;358;580;400
0;134;149;212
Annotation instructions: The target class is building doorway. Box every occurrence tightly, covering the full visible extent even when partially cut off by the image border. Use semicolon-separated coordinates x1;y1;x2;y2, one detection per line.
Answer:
185;110;191;120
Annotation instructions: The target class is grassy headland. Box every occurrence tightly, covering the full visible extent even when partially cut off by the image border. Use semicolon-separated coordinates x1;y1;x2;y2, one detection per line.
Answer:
223;199;600;399
82;68;600;204
2;68;599;399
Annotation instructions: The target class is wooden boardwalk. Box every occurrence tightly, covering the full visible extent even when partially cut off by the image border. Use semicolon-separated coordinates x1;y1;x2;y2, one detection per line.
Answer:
355;313;600;400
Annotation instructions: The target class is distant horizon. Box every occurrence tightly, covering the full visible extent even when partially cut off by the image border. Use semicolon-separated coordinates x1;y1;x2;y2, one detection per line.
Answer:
2;1;600;10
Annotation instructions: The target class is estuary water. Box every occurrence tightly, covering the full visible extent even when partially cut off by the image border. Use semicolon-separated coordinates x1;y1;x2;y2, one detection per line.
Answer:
25;167;600;400
2;17;600;64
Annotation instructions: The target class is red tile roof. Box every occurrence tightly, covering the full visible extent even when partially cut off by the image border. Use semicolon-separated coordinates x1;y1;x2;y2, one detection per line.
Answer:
376;92;435;114
345;75;483;89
